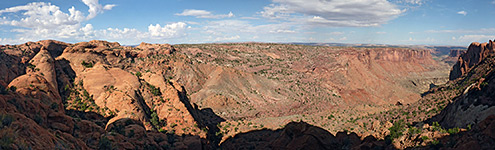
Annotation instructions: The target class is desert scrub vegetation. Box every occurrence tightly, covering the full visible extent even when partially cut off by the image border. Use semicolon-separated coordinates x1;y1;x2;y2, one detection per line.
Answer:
64;80;113;116
144;82;162;96
388;119;406;140
81;61;94;68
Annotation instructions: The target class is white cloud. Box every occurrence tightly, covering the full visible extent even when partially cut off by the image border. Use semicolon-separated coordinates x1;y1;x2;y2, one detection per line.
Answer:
376;32;387;34
0;2;85;29
269;29;296;33
0;1;188;44
240;17;259;20
191;20;303;43
329;31;344;35
425;28;495;34
0;1;117;43
148;22;187;38
202;20;296;35
402;0;424;5
406;37;436;43
457;11;467;16
175;9;234;19
457;35;495;43
81;0;116;20
260;4;293;19
405;0;423;5
260;0;404;27
214;35;240;42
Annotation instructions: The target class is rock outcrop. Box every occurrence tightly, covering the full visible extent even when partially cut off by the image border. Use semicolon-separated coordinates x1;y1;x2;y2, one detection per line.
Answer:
449;40;495;80
0;40;213;149
432;49;495;129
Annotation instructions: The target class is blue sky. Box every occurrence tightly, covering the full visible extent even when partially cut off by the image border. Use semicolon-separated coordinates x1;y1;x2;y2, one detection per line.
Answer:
0;0;494;46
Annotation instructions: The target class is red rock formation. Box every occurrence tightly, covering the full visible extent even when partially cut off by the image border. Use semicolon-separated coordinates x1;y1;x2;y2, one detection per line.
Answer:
449;39;495;80
0;40;213;149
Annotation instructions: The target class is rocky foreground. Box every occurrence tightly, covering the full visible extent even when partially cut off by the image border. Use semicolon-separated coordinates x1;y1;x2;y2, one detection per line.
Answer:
0;39;494;149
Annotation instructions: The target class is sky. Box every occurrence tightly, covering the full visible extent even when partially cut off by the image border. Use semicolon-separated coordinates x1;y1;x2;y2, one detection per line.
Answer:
0;0;494;46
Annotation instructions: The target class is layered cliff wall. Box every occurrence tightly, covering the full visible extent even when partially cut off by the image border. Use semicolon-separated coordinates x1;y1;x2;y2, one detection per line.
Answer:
449;40;495;80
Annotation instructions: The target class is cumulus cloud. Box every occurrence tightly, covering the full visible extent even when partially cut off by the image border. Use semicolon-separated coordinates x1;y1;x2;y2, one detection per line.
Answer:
260;0;404;27
0;1;188;44
457;11;467;16
148;22;188;38
82;0;116;20
176;9;234;19
0;1;115;42
0;2;85;29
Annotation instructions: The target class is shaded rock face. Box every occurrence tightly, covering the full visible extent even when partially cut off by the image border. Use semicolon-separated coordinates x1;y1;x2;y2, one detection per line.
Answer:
220;121;390;150
449;40;495;80
432;52;495;129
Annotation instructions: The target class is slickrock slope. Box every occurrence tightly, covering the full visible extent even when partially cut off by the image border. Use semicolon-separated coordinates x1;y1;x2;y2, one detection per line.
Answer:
0;40;213;149
450;40;495;80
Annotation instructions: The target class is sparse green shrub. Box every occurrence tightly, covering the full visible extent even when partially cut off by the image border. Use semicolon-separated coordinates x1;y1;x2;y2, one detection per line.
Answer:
408;127;421;135
148;84;161;96
135;71;142;77
81;61;94;68
170;123;177;128
27;63;36;69
388;119;406;140
432;122;441;131
421;136;429;141
150;111;161;127
158;128;167;134
447;127;460;134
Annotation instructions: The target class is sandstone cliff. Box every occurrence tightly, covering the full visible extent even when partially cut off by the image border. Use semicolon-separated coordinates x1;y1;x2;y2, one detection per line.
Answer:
449;39;495;80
